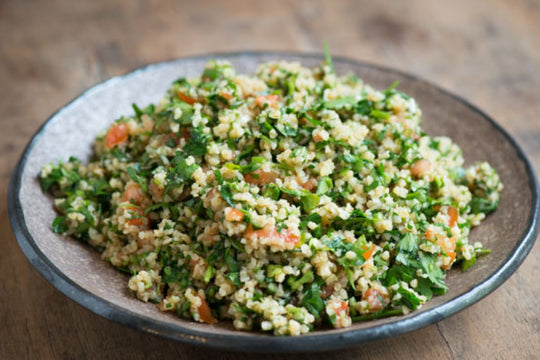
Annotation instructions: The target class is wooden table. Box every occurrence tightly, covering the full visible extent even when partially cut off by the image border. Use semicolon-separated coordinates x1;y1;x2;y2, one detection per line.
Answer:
1;0;539;358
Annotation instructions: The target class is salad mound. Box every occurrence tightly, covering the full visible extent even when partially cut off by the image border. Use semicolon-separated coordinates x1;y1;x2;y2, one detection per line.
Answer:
41;56;502;335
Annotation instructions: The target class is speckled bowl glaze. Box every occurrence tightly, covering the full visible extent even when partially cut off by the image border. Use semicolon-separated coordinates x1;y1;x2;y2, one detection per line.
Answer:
8;52;539;353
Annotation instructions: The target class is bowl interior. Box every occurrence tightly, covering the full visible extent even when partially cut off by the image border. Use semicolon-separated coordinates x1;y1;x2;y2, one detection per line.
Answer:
13;53;537;350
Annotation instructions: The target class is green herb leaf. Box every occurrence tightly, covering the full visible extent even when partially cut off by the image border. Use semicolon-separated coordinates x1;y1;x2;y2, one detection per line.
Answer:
316;176;333;195
419;253;447;291
288;270;314;291
127;165;148;192
300;281;325;319
214;169;224;185
162;265;187;284
263;183;281;200
397;287;422;310
172;101;194;125
300;193;320;212
220;183;235;207
355;99;372;116
323;96;356;110
203;265;215;284
383;80;400;95
225;248;240;272
183;127;209;156
52;216;68;234
323;41;334;73
371;109;391;120
469;196;498;215
132;103;143;119
239;156;267;175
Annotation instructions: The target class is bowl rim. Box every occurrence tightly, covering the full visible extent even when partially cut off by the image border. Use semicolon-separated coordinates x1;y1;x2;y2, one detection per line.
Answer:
8;51;540;353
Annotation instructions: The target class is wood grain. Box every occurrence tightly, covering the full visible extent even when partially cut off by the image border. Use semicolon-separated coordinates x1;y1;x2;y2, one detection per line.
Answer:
1;0;539;359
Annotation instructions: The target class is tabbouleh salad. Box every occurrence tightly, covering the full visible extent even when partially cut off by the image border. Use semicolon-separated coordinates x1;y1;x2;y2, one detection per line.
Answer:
40;55;502;335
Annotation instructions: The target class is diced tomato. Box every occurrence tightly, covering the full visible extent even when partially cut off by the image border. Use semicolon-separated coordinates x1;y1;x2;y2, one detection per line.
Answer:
281;229;300;245
105;123;128;149
442;251;457;270
437;235;456;252
163;129;190;146
255;94;280;108
362;244;376;261
244;224;256;239
219;92;233;101
364;288;387;312
188;258;207;276
302;178;317;192
313;133;325;143
124;206;146;226
177;90;197;105
188;259;199;271
447;205;459;227
121;183;146;205
244;169;278;186
426;227;457;270
335;300;349;315
149;181;164;200
195;295;216;324
225;207;245;222
245;224;272;240
409;159;431;178
327;299;351;329
321;283;335;299
180;128;191;139
425;227;436;241
426;228;456;251
245;224;300;247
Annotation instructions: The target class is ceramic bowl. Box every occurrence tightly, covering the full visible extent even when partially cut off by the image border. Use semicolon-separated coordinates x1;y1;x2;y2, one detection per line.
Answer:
8;52;539;352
